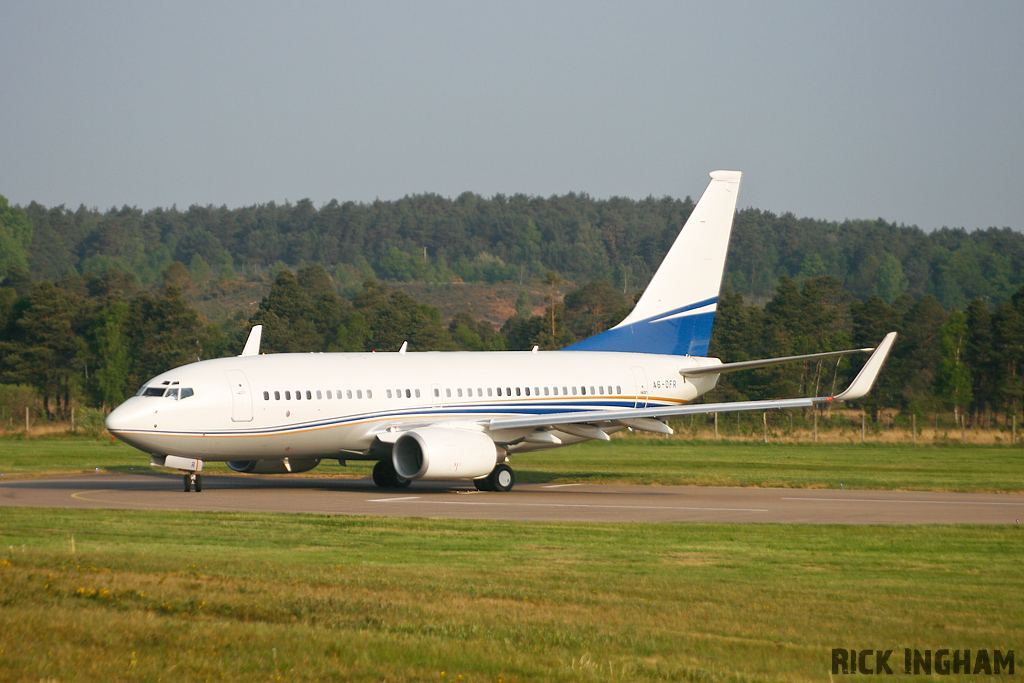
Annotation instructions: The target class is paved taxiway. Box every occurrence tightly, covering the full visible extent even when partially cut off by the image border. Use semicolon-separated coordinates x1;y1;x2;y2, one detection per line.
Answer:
2;472;1023;523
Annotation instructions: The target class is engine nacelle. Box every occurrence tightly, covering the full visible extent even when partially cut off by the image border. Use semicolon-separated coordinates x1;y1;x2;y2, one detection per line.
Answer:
393;427;499;481
227;458;321;474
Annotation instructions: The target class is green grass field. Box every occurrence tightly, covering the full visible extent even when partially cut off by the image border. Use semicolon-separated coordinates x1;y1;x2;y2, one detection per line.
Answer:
2;434;1022;492
1;508;1022;682
2;437;1022;681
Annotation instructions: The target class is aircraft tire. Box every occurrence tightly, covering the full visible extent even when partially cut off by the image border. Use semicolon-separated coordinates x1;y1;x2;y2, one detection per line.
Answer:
488;464;515;492
473;477;493;492
194;474;202;492
183;474;190;492
373;459;411;489
372;460;391;488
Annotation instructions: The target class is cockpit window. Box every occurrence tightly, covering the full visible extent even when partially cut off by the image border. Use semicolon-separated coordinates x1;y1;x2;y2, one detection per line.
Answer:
139;385;194;399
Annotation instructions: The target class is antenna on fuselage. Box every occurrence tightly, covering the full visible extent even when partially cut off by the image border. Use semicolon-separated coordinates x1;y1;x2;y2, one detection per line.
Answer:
240;325;263;356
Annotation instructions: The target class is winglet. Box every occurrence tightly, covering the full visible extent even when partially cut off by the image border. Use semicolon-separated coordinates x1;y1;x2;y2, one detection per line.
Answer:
240;325;263;356
831;332;897;401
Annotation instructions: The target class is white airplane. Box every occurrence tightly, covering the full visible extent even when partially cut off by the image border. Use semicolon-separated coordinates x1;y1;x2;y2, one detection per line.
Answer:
105;171;896;492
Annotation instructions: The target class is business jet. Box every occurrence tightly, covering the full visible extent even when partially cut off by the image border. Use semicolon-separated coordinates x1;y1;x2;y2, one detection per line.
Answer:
105;170;896;492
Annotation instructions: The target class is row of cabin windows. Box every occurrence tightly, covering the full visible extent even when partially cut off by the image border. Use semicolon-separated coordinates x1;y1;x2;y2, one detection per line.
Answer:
263;389;372;401
437;385;623;398
261;384;624;402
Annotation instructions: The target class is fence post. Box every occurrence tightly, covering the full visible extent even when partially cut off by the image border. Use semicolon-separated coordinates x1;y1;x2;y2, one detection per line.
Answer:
762;412;768;444
861;414;866;443
25;406;30;434
814;410;818;443
912;414;916;444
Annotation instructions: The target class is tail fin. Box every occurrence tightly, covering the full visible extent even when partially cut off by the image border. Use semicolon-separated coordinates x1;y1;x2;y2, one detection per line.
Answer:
564;170;741;356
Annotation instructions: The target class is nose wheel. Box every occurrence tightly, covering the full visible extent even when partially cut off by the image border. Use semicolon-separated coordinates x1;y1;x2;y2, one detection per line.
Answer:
183;473;202;492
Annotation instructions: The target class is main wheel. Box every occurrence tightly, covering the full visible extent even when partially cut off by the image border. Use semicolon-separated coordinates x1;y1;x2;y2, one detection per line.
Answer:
373;459;411;488
488;464;515;492
194;474;202;492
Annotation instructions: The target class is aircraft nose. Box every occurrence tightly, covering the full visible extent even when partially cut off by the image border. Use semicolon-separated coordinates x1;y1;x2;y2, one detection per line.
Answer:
105;399;153;434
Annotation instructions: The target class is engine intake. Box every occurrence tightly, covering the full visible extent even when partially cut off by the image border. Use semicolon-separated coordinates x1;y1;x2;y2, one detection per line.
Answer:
393;427;499;480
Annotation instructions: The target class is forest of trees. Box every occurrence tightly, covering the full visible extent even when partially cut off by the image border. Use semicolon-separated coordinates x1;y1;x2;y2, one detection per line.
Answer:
10;193;1024;311
1;191;1023;430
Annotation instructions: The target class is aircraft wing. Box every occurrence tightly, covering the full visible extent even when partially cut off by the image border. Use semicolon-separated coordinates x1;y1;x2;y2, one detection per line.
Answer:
487;332;897;434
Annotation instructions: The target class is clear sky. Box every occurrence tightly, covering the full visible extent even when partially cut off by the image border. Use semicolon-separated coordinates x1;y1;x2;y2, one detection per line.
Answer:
2;1;1021;232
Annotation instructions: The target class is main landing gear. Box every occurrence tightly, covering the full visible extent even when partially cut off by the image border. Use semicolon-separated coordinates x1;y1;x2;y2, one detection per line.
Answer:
372;459;411;489
474;464;515;492
183;472;202;492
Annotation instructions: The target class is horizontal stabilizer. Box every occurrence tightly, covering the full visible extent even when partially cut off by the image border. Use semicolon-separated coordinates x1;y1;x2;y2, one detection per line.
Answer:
680;346;874;376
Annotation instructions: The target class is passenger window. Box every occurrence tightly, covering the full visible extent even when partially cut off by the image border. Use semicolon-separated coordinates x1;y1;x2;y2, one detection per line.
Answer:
263;391;270;401
405;389;411;398
387;389;393;399
516;387;521;396
357;390;363;399
553;387;559;396
336;389;342;398
326;390;332;399
564;387;569;395
506;387;512;396
457;388;463;397
496;388;502;397
285;391;292;400
415;389;421;398
617;385;622;394
346;390;353;399
524;387;530;396
433;388;440;398
306;390;312;400
296;391;302;401
477;388;482;396
487;388;493;397
274;391;281;400
446;388;452;398
316;390;322;399
366;390;372;399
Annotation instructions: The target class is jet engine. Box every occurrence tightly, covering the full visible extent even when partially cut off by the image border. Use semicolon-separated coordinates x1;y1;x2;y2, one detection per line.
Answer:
393;427;500;480
227;458;321;474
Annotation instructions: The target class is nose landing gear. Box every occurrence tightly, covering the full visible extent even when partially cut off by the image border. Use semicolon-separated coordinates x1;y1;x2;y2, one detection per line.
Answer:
183;472;203;492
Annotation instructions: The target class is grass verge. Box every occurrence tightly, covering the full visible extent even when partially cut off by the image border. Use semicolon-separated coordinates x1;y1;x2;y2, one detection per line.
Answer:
1;508;1022;682
2;436;1023;492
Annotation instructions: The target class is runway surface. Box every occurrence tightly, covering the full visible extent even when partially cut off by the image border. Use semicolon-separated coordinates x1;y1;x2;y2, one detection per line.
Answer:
2;472;1023;523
